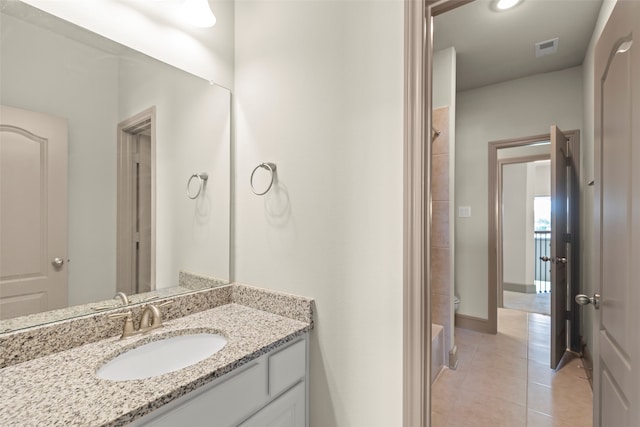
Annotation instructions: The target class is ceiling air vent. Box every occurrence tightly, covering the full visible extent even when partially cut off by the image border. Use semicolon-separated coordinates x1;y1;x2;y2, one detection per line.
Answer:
535;38;559;58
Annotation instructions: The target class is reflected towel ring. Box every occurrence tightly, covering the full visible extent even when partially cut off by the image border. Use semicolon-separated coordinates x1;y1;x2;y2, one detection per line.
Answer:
187;172;208;199
250;162;277;196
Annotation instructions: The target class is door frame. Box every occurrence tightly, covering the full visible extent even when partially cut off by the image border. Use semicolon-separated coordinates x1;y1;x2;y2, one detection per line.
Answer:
495;152;551;310
403;0;472;425
404;0;582;422
487;131;580;340
116;107;156;295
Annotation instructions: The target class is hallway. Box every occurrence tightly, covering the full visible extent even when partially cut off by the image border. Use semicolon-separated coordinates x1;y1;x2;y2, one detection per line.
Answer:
432;309;593;426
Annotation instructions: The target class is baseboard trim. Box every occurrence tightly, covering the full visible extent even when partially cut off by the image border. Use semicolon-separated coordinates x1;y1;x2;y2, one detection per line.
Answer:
503;281;537;294
454;313;494;334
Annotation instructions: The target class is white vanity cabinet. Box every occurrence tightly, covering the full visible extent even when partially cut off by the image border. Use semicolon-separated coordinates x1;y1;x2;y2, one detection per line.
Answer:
239;381;306;427
132;334;308;427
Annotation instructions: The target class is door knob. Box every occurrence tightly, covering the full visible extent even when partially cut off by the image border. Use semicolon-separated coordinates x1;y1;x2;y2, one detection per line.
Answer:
575;293;600;309
540;256;551;262
52;257;64;268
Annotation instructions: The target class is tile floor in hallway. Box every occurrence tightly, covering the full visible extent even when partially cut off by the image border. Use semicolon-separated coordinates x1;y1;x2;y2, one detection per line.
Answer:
503;290;551;316
432;308;593;427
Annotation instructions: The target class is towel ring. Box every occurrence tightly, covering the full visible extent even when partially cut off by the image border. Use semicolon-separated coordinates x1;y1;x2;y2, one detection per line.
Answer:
187;172;208;199
250;162;277;196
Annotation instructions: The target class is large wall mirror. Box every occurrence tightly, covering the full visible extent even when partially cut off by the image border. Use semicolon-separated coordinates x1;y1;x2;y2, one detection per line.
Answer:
0;1;231;331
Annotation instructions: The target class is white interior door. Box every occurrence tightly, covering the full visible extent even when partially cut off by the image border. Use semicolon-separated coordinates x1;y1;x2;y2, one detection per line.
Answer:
0;105;68;318
592;1;639;426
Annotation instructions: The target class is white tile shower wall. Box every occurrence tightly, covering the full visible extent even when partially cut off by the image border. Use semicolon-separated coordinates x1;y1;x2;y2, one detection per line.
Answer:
234;1;404;426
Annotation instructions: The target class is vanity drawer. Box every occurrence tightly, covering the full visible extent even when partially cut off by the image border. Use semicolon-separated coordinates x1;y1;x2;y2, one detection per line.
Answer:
137;358;268;427
240;380;306;427
268;338;307;397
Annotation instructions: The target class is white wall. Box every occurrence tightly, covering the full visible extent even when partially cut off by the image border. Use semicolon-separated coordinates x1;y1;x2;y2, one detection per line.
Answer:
534;161;551;197
455;66;583;319
501;161;548;289
502;163;529;286
21;0;235;89
118;58;231;289
434;47;457;110
234;1;404;425
525;162;535;283
581;0;616;354
0;14;119;305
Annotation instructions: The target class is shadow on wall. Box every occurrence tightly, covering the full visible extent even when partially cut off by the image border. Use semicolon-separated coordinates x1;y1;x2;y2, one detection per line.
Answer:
309;329;338;426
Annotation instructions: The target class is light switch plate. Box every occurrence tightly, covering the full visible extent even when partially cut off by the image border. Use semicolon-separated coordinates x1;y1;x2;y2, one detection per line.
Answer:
458;206;471;217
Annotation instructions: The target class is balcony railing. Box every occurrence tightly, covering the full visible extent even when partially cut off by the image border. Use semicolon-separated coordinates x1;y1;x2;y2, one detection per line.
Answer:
534;231;551;293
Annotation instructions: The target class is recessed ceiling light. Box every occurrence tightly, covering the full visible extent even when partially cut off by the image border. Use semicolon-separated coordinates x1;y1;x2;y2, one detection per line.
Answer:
495;0;523;11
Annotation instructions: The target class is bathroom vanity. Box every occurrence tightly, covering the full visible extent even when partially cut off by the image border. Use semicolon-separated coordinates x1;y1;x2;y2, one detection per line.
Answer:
0;283;313;427
132;335;308;426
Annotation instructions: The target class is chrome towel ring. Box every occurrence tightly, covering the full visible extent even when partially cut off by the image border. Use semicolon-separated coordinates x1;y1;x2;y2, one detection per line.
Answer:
250;162;277;196
187;172;208;199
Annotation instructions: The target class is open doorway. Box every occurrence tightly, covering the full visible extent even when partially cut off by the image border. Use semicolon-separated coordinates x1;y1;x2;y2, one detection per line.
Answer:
498;151;552;316
489;129;581;367
116;107;156;296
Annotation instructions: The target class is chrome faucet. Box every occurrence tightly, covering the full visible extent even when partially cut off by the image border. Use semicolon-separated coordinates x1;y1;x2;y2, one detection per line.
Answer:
108;300;173;340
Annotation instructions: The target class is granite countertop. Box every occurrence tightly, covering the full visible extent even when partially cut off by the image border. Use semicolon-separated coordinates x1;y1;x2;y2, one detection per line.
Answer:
0;303;312;427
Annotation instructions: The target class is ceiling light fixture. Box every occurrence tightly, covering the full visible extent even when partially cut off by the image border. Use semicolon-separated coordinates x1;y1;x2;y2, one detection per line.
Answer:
182;0;216;28
495;0;523;11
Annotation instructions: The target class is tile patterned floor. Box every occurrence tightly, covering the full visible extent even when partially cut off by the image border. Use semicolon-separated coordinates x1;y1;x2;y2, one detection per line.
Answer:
432;309;593;427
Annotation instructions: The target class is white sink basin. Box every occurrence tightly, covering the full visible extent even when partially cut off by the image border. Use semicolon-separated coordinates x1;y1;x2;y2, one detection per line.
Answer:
97;333;227;381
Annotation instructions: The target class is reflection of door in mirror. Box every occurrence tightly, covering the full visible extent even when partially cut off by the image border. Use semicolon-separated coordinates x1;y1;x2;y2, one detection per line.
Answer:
0;105;68;318
116;108;155;295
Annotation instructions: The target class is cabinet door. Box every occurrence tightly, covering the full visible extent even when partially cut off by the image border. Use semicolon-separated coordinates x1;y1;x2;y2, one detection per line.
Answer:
135;360;268;427
240;381;306;427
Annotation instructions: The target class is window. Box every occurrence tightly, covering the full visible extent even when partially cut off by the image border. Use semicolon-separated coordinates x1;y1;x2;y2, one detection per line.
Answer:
534;196;551;231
